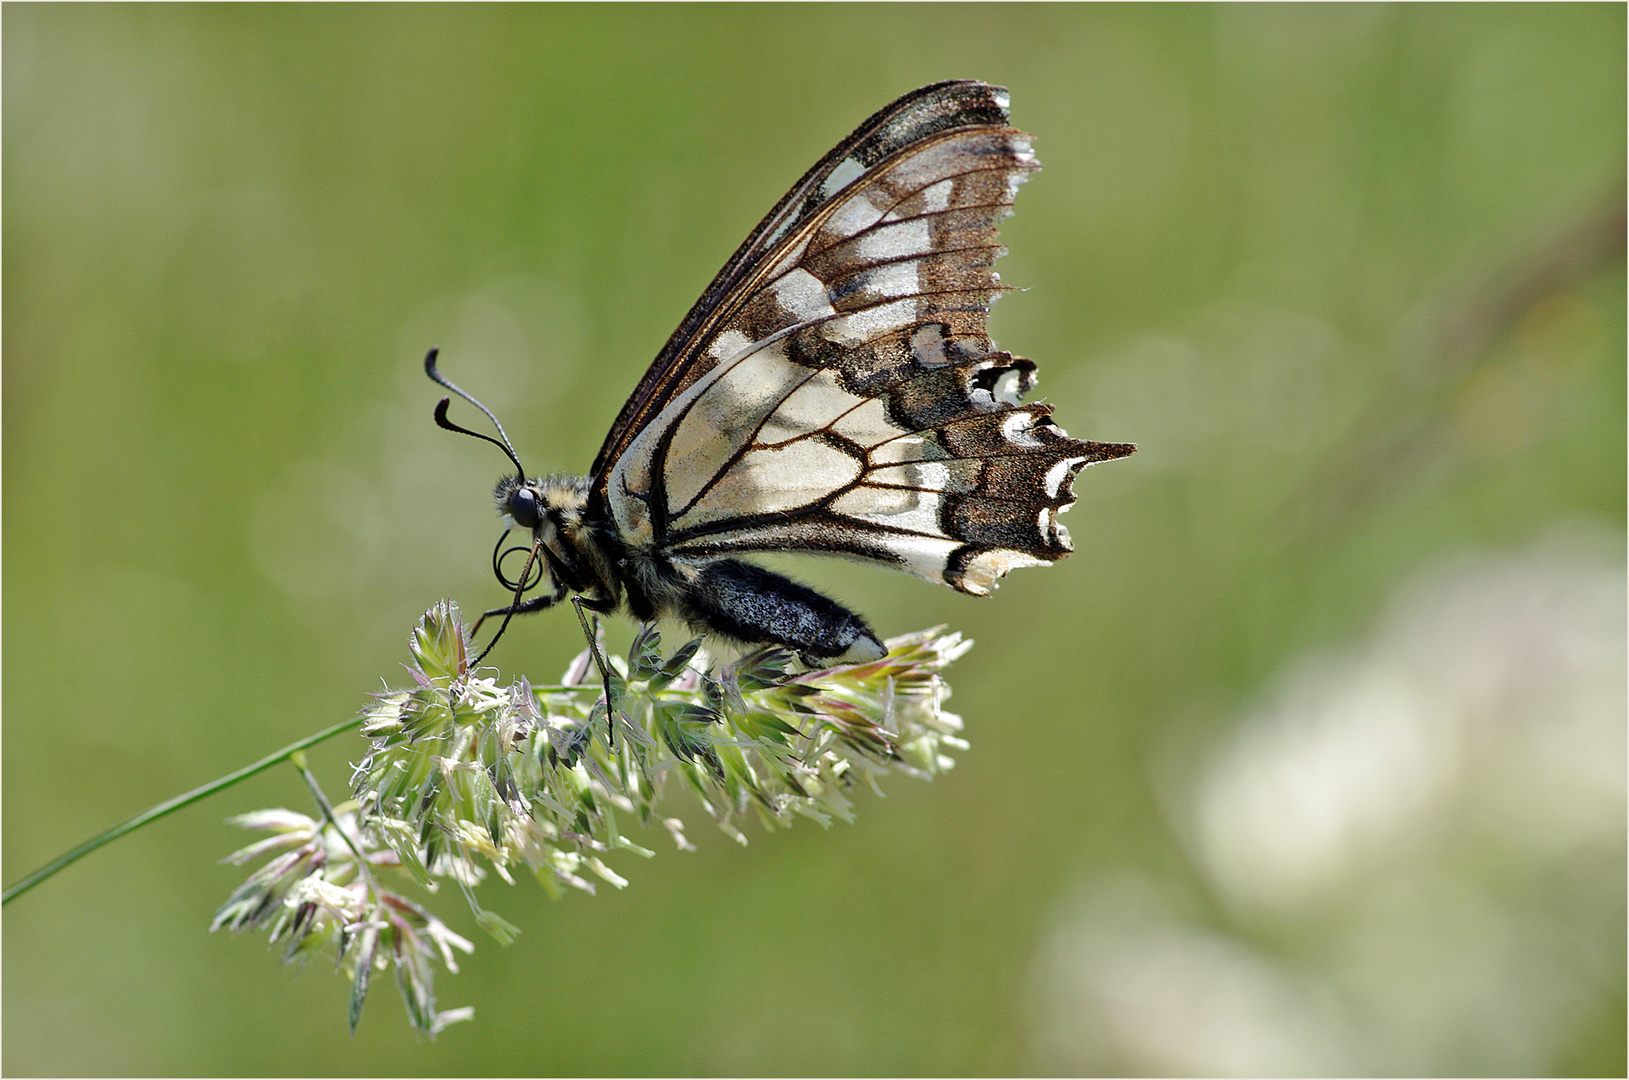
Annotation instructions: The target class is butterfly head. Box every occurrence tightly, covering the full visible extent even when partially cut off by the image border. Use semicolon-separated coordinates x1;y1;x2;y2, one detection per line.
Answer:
498;477;542;531
493;473;591;538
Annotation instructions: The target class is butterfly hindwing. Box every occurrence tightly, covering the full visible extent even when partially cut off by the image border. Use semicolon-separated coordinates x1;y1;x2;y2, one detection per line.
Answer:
595;81;1133;597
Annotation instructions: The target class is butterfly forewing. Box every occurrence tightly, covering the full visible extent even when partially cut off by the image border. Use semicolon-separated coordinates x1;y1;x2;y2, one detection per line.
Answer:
595;81;1133;597
588;81;1014;482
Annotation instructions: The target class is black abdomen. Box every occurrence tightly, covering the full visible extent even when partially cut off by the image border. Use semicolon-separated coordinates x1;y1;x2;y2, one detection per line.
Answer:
685;559;884;665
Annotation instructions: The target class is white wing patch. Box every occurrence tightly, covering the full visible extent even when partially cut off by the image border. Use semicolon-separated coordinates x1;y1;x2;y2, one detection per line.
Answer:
824;186;887;240
707;328;754;363
851;259;920;300
1001;411;1045;448
679;439;862;529
820;155;867;199
887;534;965;583
961;548;1048;595
869;433;937;465
913;178;954;215
828;486;946;537
608;338;810;541
772;269;838;322
759;370;868;444
857;217;932;261
1045;456;1086;498
821;299;919;347
832;397;907;448
664;340;813;512
868;459;981;493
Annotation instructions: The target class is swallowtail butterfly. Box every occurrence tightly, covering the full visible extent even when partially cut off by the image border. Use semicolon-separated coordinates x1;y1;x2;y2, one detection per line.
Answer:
427;80;1135;675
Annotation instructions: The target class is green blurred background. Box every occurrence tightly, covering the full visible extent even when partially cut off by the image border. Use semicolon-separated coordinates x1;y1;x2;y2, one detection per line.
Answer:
5;5;1623;1075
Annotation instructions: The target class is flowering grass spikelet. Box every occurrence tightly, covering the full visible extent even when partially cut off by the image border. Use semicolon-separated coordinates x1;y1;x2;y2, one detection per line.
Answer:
219;599;973;1033
211;800;475;1037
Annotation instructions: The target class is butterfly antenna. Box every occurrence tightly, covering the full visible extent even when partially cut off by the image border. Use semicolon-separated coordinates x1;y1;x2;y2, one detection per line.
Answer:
423;347;527;481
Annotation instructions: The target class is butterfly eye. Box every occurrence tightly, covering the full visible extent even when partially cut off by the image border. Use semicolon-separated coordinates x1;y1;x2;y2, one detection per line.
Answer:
507;486;542;529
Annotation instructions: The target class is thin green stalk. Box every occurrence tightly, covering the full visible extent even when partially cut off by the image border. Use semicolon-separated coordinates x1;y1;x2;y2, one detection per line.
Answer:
290;750;376;889
2;717;363;905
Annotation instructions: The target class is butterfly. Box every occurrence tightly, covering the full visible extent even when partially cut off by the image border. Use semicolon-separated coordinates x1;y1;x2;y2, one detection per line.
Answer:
426;80;1135;682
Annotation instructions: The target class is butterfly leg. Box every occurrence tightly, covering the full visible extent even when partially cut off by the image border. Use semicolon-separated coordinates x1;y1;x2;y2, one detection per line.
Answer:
569;596;622;749
687;559;886;667
470;588;565;638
